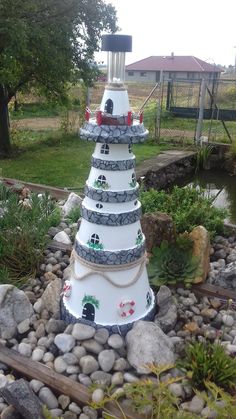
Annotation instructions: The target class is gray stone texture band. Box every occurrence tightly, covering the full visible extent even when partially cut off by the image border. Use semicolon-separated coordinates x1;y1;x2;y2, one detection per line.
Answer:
81;206;142;226
75;240;146;265
84;184;139;203
91;156;135;171
80;121;148;144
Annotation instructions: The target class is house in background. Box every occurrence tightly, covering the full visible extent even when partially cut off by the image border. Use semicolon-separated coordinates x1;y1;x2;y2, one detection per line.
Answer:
125;54;221;83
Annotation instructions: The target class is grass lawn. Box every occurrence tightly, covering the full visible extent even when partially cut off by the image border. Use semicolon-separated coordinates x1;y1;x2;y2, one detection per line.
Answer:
0;130;169;189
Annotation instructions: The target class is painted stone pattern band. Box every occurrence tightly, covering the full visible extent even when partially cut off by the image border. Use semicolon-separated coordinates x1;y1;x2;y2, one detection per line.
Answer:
91;156;135;171
80;121;148;144
81;206;142;226
61;298;156;336
84;184;139;203
75;240;146;265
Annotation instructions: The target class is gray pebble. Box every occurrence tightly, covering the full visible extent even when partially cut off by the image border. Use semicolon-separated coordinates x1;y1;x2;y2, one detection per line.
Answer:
79;355;99;375
78;374;92;387
62;352;78;365
72;346;87;359
46;319;67;334
123;372;139;383
111;372;124;386
98;350;115;372
90;371;112;386
54;334;75;353
32;348;45;362
72;324;95;340
92;388;104;404
18;343;32;357
69;402;82;415
29;379;44;393
107;334;124;349
54;356;67;373
39;387;58;409
58;394;70;409
82;339;103;355
94;328;109;344
222;314;234;327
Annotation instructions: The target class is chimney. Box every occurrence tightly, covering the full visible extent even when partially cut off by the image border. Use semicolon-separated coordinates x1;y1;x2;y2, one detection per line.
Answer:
171;52;174;59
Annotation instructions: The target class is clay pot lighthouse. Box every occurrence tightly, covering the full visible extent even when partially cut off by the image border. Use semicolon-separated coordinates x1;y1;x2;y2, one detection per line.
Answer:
61;34;155;334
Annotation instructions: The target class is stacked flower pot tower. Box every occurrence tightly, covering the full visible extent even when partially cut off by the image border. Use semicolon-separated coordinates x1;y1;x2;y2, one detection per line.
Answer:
61;34;155;334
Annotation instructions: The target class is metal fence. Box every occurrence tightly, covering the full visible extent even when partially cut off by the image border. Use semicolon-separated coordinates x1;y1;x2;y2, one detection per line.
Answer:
89;78;236;144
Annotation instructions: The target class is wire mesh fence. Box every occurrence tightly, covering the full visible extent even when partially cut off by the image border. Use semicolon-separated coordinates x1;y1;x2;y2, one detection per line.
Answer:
89;78;236;145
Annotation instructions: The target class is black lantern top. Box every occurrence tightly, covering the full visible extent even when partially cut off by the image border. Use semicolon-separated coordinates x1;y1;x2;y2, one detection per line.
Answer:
102;34;132;53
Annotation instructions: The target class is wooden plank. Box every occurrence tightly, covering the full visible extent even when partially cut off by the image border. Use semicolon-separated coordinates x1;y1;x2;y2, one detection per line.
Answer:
1;177;71;200
0;344;141;419
48;240;73;255
192;283;236;305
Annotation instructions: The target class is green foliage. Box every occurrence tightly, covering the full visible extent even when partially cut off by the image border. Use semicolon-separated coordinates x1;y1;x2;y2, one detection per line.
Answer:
93;180;109;190
225;140;236;163
148;236;200;288
140;185;227;236
0;130;166;188
90;364;196;419
195;381;236;418
0;0;118;153
66;206;81;224
195;144;213;172
82;294;100;309
144;102;174;139
0;184;59;286
177;341;236;391
87;240;104;250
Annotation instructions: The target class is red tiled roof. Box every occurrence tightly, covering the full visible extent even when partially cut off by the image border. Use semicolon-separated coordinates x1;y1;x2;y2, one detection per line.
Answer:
126;56;221;73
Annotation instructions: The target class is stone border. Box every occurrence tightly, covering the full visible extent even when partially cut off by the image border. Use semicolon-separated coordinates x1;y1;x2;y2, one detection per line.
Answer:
81;206;142;226
91;157;135;171
84;184;139;203
80;121;148;144
60;295;156;336
74;240;146;265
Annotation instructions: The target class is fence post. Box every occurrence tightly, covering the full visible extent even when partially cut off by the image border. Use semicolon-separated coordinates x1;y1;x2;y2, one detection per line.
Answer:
166;80;172;110
195;78;206;143
155;71;164;142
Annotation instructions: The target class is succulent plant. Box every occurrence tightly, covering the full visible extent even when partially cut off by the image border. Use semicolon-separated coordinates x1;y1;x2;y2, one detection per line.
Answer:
148;236;200;288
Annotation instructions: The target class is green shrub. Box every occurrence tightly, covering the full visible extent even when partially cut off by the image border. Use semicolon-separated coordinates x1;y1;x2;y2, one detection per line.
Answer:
177;341;236;391
148;236;200;288
90;364;196;419
140;186;227;236
195;144;213;172
0;185;60;286
66;206;81;224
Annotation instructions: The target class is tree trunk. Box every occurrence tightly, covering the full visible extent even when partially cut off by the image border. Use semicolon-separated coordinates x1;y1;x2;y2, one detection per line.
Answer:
0;84;11;156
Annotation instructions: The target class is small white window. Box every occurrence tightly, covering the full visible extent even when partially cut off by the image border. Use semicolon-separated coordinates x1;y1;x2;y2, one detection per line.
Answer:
140;72;147;77
128;71;134;76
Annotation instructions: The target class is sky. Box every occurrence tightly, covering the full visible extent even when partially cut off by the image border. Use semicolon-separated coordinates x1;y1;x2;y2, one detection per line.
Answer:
95;0;236;67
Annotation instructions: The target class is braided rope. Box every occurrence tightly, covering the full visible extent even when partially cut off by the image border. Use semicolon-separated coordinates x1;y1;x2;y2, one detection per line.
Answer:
69;249;147;288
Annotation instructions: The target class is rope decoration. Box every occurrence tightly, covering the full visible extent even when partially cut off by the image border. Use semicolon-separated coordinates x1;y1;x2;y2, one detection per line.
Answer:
69;249;147;288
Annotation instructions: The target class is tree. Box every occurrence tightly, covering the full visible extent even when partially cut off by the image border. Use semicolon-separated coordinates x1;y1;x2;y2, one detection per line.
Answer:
0;0;118;155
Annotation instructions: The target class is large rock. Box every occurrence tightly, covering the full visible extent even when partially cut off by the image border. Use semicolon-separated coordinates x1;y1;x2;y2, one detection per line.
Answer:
189;225;210;283
0;379;43;419
0;285;33;339
62;193;82;217
41;278;62;315
126;321;175;374
141;212;176;253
